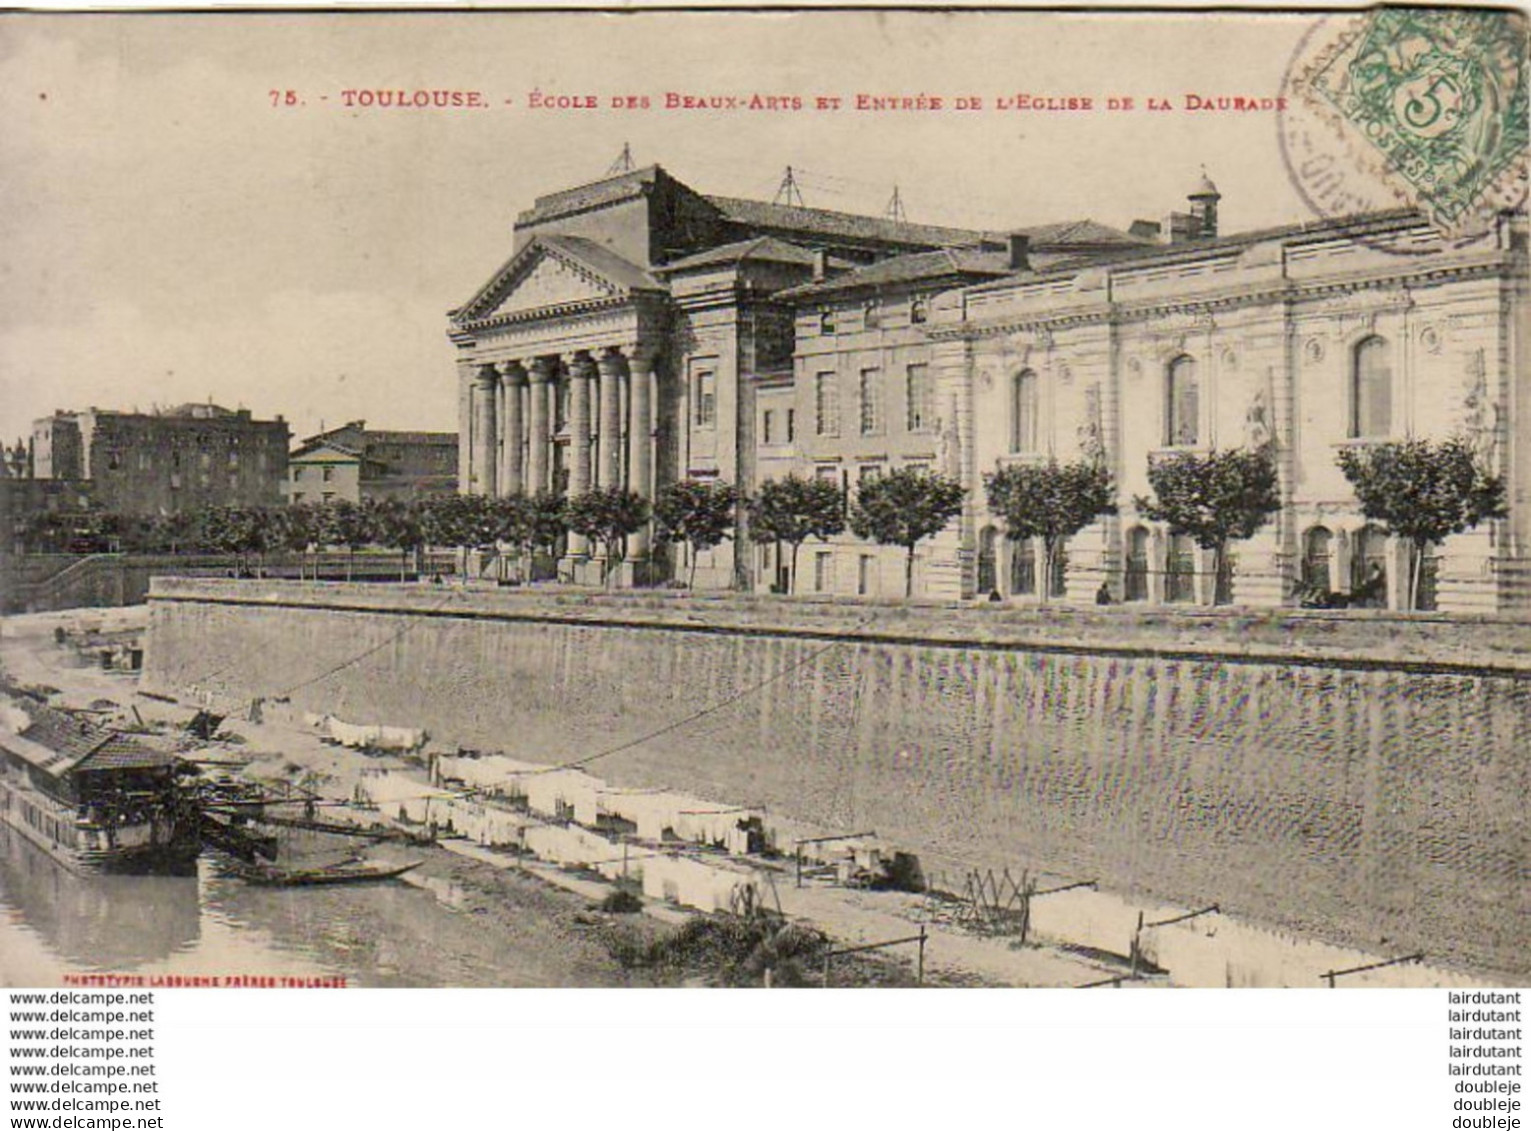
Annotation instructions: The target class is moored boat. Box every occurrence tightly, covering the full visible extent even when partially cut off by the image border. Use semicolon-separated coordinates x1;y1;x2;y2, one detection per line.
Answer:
0;696;201;876
226;859;422;887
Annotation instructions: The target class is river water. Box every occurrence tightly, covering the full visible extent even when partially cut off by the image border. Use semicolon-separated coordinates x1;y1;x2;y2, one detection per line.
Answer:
0;827;624;988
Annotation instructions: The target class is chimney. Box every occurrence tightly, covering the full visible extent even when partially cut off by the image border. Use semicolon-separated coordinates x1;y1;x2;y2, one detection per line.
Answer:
1129;219;1162;242
812;248;828;282
1007;233;1031;271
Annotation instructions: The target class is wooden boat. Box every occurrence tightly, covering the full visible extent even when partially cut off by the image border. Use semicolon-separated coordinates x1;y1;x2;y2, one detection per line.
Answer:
230;858;423;887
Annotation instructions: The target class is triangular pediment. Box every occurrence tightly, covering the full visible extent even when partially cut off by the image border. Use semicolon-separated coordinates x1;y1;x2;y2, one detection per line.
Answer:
452;236;660;326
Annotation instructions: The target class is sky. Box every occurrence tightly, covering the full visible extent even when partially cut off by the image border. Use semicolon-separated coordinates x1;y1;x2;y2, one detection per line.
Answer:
0;9;1320;447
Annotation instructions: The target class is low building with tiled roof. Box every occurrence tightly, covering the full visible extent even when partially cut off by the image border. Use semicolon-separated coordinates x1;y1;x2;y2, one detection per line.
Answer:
288;421;457;506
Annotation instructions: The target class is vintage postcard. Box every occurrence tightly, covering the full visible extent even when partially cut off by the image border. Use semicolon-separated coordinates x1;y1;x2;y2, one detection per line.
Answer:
0;6;1526;1006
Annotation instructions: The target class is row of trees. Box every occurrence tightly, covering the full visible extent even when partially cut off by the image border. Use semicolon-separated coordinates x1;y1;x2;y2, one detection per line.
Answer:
12;436;1504;608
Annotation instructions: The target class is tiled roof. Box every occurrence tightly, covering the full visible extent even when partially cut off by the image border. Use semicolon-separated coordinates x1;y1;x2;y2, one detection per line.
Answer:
776;247;1014;299
1018;219;1152;248
962;206;1433;294
9;703;176;776
361;431;456;446
657;237;821;273
705;195;984;249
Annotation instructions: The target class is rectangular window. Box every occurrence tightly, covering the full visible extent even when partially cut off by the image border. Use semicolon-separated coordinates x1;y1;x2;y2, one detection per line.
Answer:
906;364;933;432
859;368;881;436
694;370;717;429
858;554;875;597
786;408;796;443
814;465;839;486
858;464;882;488
322;466;334;482
294;466;304;481
814;551;834;594
815;372;839;436
762;409;776;445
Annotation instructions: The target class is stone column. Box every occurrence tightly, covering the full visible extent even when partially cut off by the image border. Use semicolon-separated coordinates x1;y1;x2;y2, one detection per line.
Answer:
499;361;526;495
597;348;626;489
527;358;554;495
627;348;655;563
472;364;498;496
568;352;596;559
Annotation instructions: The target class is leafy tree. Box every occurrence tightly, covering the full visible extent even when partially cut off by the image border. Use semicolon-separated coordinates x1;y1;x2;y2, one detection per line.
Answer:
848;468;965;597
1134;446;1279;606
485;493;536;582
1336;436;1506;611
316;500;372;580
147;511;199;555
985;458;1116;603
370;498;426;581
278;504;320;579
746;475;846;595
564;487;649;587
525;492;568;567
653;479;739;589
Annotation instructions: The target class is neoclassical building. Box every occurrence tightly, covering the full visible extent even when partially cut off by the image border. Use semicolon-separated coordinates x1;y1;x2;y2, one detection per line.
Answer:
449;163;1529;611
446;165;994;586
921;204;1530;613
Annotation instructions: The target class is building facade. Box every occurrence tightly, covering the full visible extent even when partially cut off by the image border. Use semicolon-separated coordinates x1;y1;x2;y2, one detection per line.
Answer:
288;421;458;506
29;404;289;517
451;163;1530;611
447;164;991;587
915;206;1530;613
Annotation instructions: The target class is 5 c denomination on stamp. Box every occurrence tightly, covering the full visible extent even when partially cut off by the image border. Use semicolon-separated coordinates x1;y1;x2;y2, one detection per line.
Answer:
1280;8;1528;248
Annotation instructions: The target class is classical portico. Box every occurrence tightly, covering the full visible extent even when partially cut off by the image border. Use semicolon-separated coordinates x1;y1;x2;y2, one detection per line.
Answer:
448;234;669;578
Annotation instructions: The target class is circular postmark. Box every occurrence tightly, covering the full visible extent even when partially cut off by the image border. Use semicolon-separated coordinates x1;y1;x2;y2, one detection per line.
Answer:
1278;9;1528;253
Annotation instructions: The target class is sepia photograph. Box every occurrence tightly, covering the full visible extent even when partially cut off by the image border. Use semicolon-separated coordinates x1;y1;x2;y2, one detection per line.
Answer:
0;5;1526;1000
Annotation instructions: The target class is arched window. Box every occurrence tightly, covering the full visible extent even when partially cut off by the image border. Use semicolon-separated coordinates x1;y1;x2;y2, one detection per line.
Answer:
977;526;998;596
1351;524;1388;607
1010;537;1036;596
1351;336;1391;438
1012;370;1038;453
863;300;881;330
1166;533;1196;603
1124;527;1150;602
910;296;928;324
1165;356;1199;446
1302;526;1333;593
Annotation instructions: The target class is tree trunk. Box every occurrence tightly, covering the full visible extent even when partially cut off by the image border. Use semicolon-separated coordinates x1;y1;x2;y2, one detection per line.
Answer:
1410;539;1425;612
789;542;800;596
689;543;699;590
1038;539;1052;605
905;544;915;598
1213;543;1231;606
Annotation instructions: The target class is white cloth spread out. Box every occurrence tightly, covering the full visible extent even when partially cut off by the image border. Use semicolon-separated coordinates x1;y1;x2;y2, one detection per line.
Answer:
324;716;427;752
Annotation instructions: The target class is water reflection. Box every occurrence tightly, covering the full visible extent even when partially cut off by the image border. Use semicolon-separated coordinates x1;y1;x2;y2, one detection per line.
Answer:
0;826;199;969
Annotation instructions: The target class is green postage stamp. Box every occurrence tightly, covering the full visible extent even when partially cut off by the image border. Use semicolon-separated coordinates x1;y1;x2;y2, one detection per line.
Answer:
1283;7;1528;242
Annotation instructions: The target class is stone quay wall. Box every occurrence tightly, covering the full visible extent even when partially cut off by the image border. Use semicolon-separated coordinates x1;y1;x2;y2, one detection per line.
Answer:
144;579;1531;980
